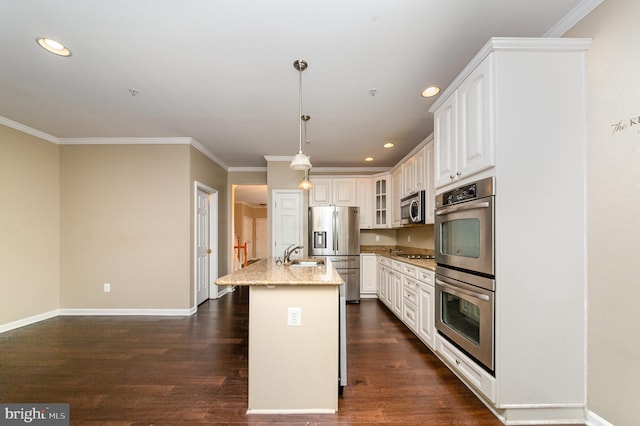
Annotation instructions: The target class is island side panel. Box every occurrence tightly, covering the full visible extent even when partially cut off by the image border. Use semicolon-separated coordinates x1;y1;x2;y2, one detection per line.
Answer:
248;285;339;413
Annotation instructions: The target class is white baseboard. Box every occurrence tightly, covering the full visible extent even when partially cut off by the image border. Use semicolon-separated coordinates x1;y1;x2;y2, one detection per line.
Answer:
1;307;197;334
59;308;196;316
586;410;615;426
0;309;59;334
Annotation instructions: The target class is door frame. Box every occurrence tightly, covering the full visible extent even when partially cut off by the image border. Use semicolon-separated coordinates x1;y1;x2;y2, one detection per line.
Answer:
193;181;218;308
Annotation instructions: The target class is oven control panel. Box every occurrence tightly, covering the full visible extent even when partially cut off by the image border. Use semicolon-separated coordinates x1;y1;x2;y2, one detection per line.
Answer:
436;176;495;208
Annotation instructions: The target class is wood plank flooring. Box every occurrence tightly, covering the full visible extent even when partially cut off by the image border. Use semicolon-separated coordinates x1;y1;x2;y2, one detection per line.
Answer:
0;287;543;425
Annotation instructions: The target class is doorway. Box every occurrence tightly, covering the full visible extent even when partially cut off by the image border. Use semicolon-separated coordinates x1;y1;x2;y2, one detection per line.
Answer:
233;185;267;267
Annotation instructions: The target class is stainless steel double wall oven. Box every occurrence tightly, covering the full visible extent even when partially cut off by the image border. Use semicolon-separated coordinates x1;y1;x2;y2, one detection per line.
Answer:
434;177;496;373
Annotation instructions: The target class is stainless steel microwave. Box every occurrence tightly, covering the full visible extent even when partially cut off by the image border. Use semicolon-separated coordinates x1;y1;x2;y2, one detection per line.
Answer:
400;190;426;224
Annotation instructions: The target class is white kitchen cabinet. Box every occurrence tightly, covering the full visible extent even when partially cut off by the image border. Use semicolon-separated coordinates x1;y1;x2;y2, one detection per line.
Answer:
309;177;357;206
401;276;419;332
424;141;435;224
360;254;377;297
391;167;402;228
377;256;391;306
402;146;427;197
373;174;391;228
433;56;494;189
429;38;590;424
356;178;372;229
417;268;435;349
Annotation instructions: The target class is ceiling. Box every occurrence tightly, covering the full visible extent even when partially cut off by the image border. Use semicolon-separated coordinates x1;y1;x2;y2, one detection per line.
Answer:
0;0;586;168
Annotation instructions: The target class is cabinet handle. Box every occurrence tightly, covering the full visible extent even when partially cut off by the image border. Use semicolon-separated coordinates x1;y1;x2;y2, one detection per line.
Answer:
449;175;455;179
455;359;461;366
456;171;462;176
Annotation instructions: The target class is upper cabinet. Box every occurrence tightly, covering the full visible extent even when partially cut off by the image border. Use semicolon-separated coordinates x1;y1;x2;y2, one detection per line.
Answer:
373;174;391;228
402;146;427;197
391;167;402;228
309;177;357;207
433;57;494;189
357;178;373;229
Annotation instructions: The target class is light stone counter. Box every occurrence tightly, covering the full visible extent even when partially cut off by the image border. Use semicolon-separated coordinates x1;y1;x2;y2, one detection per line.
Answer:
215;257;344;286
214;257;342;414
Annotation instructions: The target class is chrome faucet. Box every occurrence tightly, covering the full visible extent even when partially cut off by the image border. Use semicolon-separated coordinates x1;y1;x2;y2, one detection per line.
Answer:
283;244;304;264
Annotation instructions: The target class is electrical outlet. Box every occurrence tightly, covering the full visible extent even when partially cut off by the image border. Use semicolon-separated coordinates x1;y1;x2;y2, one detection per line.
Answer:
408;235;411;242
375;235;380;242
104;283;111;293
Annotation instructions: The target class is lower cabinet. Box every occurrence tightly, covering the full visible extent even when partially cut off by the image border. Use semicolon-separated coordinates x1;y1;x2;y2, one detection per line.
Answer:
376;255;436;350
360;254;377;298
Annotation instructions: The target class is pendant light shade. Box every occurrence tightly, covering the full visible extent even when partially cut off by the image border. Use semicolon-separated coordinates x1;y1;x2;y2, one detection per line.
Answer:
291;152;312;170
290;59;312;171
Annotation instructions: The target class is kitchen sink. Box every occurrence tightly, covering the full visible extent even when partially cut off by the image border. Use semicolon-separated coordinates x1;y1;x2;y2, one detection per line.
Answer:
289;258;325;266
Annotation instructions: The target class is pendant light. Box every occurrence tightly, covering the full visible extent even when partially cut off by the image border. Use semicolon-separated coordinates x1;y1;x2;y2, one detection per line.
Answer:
290;59;312;171
299;115;313;190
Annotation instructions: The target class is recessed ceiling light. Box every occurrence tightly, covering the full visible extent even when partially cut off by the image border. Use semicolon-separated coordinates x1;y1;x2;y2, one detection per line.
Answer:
383;142;395;149
36;37;72;57
364;157;374;162
421;86;440;98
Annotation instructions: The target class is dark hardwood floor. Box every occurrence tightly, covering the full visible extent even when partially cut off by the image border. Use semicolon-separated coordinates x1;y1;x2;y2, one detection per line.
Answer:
1;287;506;425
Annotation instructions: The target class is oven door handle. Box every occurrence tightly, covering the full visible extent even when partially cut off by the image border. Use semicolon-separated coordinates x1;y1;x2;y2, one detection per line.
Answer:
435;200;490;216
436;278;490;301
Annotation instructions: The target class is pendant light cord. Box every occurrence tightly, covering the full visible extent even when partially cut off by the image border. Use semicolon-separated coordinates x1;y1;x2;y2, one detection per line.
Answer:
298;61;303;154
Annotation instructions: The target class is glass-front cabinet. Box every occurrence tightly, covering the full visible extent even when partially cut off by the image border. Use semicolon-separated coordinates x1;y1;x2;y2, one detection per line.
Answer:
373;174;390;228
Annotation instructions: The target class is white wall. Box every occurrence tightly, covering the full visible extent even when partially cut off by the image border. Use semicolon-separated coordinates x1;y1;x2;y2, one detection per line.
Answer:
566;1;640;425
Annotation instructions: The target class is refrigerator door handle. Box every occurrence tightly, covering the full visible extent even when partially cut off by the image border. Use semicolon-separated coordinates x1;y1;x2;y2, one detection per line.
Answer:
333;210;340;251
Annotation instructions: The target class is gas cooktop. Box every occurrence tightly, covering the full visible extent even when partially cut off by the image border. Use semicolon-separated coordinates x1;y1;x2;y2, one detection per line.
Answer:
396;253;435;260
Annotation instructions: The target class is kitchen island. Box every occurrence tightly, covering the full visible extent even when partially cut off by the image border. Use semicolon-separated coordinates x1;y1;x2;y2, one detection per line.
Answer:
215;257;344;414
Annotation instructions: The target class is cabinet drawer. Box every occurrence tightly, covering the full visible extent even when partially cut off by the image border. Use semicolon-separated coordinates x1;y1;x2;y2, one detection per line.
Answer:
402;281;418;305
402;300;417;331
436;336;496;403
378;256;392;267
417;268;434;284
392;261;403;272
402;263;418;279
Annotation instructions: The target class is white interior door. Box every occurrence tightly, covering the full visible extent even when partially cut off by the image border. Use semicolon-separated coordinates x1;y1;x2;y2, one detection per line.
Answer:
255;218;267;259
196;189;210;305
272;190;303;260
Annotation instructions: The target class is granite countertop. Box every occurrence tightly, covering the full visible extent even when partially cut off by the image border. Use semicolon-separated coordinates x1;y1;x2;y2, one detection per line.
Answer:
360;245;437;272
215;257;344;286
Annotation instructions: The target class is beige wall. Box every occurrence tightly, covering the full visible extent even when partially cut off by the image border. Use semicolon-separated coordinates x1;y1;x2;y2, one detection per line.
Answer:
60;144;191;309
190;147;228;302
566;1;640;424
0;125;60;325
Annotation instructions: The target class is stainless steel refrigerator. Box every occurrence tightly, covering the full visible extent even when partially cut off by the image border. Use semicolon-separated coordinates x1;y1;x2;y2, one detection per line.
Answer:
308;206;360;303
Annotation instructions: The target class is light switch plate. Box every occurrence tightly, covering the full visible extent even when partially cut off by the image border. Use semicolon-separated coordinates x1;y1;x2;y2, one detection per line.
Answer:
287;307;301;327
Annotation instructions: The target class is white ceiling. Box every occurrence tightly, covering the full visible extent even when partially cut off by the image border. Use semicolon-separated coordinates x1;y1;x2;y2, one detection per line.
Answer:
0;0;588;168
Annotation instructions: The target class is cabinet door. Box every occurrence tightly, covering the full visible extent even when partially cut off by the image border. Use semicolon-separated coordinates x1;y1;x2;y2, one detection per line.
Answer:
332;178;357;206
434;93;458;188
309;178;332;206
413;147;427;194
356;178;372;229
418;283;435;348
360;254;377;295
391;168;402;227
392;272;402;316
424;142;435;224
457;57;494;180
373;175;390;228
402;156;415;196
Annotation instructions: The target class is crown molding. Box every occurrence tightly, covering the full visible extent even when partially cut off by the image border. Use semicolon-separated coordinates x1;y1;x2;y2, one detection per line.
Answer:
229;167;267;172
544;0;604;37
190;138;229;170
58;137;193;145
0;116;59;144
